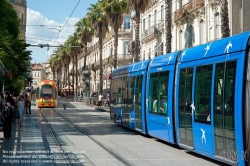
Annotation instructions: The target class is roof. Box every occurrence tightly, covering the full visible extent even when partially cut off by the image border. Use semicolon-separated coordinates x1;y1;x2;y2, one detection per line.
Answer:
180;31;250;63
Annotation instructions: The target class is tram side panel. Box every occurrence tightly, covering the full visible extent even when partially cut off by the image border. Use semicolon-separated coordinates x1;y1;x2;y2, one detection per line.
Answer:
175;51;246;165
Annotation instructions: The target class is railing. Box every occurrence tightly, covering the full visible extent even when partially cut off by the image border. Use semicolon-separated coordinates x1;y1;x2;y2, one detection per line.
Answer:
9;0;26;6
94;61;100;69
173;0;205;22
208;0;220;6
141;24;158;40
19;25;26;31
117;54;133;61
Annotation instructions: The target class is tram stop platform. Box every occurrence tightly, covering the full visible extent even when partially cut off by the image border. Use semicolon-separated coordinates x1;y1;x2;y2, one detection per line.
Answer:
0;109;48;165
0;99;109;166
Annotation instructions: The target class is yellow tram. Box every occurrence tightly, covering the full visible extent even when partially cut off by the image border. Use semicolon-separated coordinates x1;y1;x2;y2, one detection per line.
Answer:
36;80;58;108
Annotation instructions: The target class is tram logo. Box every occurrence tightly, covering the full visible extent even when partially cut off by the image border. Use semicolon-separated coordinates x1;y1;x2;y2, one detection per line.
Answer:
201;128;206;145
168;53;174;64
204;42;212;57
224;40;233;54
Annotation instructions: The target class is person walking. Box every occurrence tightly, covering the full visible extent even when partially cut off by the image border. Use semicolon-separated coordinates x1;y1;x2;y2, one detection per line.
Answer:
2;91;15;139
11;92;18;124
17;95;25;126
24;94;31;114
98;93;103;108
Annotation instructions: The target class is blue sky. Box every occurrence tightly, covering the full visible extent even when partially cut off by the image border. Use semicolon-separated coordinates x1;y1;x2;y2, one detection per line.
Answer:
26;0;98;63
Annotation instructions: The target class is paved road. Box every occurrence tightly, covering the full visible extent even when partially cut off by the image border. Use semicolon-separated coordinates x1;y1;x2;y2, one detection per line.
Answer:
0;97;226;166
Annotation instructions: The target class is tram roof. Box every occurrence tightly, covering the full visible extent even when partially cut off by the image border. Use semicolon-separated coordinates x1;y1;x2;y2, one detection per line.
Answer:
112;59;151;76
148;51;181;69
179;31;250;63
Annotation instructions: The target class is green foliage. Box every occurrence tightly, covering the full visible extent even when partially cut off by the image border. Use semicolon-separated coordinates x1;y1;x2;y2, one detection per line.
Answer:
0;0;32;92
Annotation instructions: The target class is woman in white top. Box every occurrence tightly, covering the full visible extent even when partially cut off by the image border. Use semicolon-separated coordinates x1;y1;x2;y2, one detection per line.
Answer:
18;95;25;126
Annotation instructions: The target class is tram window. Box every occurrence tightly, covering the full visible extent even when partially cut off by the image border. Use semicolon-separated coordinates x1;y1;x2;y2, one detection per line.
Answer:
40;85;52;97
149;71;169;115
194;65;212;123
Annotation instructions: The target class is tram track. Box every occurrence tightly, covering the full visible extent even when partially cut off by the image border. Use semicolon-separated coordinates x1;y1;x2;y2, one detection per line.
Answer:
51;108;132;166
38;109;88;166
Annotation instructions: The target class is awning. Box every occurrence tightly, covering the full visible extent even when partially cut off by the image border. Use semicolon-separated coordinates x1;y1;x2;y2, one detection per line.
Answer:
103;74;111;80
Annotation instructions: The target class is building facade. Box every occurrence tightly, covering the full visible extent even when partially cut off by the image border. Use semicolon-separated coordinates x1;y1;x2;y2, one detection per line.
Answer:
62;0;250;97
31;63;45;88
9;0;27;39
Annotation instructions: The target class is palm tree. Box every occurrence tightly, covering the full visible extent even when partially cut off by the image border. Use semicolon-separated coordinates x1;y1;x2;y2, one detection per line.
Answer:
165;0;172;53
67;34;82;96
102;0;127;69
75;18;94;71
221;0;230;38
87;1;109;94
127;0;149;62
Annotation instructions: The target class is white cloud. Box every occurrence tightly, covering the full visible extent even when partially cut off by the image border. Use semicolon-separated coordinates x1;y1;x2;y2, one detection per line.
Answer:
26;8;80;63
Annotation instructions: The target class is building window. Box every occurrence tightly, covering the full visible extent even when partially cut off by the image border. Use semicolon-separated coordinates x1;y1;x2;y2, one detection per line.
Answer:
124;42;130;55
179;30;183;50
179;0;182;8
185;25;194;48
214;14;219;40
161;5;164;21
148;48;151;59
199;20;205;44
143;19;145;31
124;15;130;29
148;14;151;28
154;10;157;25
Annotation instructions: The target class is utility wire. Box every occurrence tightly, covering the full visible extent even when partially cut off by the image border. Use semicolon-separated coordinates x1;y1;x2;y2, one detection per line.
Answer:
51;0;80;46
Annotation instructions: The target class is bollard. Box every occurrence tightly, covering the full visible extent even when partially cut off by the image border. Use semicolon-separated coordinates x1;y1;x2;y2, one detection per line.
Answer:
63;103;67;110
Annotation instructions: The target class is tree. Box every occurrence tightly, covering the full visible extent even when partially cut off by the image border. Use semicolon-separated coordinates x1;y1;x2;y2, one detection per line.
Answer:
75;18;94;71
0;0;31;93
87;1;109;94
127;0;149;62
165;0;172;53
102;0;127;69
221;0;230;38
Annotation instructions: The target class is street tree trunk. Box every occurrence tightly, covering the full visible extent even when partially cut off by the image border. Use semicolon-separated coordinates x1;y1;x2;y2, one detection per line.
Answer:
221;0;230;38
165;0;172;53
99;28;103;95
134;11;141;62
114;26;118;69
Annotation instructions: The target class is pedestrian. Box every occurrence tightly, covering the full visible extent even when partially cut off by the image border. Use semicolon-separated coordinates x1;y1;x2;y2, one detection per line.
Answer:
12;92;18;124
24;94;31;114
2;91;15;139
98;93;103;108
17;95;25;126
106;92;110;107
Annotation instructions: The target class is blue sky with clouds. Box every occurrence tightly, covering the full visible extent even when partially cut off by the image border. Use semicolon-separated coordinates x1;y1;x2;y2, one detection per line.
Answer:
26;0;98;63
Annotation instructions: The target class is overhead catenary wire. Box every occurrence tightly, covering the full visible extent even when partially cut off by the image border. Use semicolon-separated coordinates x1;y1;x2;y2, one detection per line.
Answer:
51;0;81;46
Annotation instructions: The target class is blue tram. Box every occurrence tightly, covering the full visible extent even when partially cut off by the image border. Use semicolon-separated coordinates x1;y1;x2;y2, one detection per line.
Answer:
110;31;250;166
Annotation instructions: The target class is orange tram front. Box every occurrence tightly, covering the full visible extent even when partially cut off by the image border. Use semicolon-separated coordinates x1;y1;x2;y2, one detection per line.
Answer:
36;80;58;108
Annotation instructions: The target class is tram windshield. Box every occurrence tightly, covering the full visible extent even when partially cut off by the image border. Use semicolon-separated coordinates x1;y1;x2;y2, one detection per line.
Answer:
40;84;53;98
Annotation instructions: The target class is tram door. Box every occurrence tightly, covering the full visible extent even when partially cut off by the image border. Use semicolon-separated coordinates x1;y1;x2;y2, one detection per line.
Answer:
178;68;194;148
134;75;143;130
214;62;236;159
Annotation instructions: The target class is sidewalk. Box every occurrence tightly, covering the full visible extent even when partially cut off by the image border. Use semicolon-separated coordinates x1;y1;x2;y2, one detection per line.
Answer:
0;102;49;165
58;96;110;112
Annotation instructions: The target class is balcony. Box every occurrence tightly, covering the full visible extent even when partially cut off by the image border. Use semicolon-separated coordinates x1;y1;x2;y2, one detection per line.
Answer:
10;0;26;7
117;54;133;66
147;0;158;9
173;0;205;22
103;57;109;65
94;61;100;69
108;55;114;65
19;25;26;31
141;25;159;43
208;0;220;6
